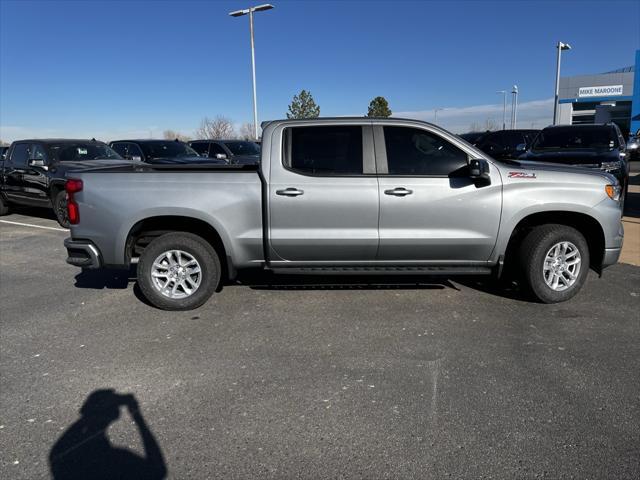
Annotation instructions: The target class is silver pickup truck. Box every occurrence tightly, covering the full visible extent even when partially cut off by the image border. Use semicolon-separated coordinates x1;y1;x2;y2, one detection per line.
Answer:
64;118;624;310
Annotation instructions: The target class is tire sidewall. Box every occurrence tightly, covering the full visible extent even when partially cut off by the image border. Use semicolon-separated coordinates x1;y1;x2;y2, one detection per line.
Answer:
137;233;220;311
54;191;70;228
526;226;590;303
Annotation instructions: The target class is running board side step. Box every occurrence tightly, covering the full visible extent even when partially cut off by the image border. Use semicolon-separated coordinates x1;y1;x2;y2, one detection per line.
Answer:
270;266;492;276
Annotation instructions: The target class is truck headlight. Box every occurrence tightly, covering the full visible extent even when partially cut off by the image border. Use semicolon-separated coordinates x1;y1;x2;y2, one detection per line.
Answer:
605;184;622;202
601;160;622;172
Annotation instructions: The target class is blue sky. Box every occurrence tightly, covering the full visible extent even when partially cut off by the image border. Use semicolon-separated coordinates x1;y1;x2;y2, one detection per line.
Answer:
1;0;639;140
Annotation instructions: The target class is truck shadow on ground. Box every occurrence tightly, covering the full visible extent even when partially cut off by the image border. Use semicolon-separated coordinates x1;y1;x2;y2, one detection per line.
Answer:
72;267;531;303
49;389;167;480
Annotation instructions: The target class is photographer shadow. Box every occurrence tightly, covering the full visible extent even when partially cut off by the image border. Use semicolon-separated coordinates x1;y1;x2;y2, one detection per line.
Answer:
49;389;167;480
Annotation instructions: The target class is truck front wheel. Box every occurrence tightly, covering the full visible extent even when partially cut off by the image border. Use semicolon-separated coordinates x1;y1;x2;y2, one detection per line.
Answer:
137;232;221;311
519;224;590;303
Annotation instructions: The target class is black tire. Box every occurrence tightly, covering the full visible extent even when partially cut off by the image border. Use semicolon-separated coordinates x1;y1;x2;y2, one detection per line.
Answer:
0;195;9;216
53;190;70;228
137;232;221;311
518;224;590;304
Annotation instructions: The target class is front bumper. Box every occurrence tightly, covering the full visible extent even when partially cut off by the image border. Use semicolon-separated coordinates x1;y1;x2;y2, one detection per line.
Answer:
602;247;622;269
64;238;102;269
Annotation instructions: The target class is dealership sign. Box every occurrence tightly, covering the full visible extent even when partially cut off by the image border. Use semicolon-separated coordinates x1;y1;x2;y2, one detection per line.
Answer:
578;85;624;98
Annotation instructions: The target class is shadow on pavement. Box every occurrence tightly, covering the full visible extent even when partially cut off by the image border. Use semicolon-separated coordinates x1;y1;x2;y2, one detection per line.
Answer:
74;267;135;289
8;205;58;222
49;389;167;480
71;266;532;303
624;190;639;218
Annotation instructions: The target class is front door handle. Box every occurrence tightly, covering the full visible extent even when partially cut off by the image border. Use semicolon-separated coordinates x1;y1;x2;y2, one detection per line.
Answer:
384;187;413;196
276;187;304;197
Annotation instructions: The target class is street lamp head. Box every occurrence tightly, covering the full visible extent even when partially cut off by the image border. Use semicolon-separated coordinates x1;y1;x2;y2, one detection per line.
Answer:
558;41;572;50
229;9;249;17
230;4;274;16
253;3;274;12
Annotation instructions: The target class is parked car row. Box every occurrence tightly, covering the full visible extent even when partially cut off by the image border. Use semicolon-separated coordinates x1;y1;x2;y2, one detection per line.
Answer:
0;137;261;226
460;123;631;207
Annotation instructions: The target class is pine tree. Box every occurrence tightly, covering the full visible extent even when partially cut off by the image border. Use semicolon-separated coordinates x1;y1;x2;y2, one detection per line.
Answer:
367;96;392;117
287;90;320;119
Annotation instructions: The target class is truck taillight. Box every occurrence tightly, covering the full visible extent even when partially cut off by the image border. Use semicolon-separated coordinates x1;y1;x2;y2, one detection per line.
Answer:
65;179;83;225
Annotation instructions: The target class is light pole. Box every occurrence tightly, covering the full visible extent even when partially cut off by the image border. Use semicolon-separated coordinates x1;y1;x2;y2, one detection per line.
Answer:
434;108;443;123
510;85;519;129
229;4;274;140
553;41;571;125
497;90;507;130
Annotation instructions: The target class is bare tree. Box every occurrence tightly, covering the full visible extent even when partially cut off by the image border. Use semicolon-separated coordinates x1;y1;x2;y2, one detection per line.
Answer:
483;118;498;131
163;130;192;142
468;122;482;133
238;122;257;141
194;116;236;140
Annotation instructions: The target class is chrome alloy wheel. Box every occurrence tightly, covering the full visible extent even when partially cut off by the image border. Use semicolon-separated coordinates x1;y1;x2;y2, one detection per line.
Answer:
543;241;581;292
151;250;202;299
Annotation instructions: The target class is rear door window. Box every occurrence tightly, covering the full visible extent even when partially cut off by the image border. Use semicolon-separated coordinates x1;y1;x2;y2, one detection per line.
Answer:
284;125;363;175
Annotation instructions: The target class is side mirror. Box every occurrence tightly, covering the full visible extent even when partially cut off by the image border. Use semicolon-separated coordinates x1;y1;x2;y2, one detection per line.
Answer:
215;153;227;160
28;158;46;167
469;159;491;183
516;143;527;152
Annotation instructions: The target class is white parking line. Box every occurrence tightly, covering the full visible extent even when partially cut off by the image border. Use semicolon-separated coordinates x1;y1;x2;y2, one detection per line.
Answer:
0;219;68;232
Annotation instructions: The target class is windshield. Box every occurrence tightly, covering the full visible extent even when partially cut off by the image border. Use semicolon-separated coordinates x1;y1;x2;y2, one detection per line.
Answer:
531;127;617;151
223;141;261;156
50;143;122;161
139;141;200;159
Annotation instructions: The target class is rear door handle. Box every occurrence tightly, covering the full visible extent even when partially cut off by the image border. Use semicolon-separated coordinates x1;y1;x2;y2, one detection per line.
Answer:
276;187;304;197
384;187;413;196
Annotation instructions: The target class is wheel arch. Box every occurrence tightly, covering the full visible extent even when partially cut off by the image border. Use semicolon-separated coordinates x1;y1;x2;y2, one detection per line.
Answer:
125;215;235;281
502;210;605;273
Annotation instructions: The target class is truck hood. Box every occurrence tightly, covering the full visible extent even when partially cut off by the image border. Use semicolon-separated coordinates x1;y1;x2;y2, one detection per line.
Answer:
518;149;619;166
496;159;618;184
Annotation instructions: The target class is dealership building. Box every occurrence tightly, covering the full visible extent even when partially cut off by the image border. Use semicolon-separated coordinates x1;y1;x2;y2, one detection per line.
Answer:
557;49;640;135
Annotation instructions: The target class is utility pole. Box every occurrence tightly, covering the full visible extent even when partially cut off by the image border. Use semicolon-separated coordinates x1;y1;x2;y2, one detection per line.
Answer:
553;41;572;125
497;90;507;130
510;85;519;129
229;4;274;140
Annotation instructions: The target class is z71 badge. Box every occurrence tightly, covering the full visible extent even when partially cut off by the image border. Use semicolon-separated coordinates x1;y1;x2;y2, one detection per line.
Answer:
508;171;536;179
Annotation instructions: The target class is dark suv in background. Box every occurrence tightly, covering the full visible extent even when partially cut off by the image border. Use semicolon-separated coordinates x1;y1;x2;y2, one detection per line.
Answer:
518;123;630;205
109;139;221;164
472;129;539;160
189;140;260;164
0;139;130;227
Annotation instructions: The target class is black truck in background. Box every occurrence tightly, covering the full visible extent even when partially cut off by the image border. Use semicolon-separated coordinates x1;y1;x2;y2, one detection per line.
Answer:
0;139;132;227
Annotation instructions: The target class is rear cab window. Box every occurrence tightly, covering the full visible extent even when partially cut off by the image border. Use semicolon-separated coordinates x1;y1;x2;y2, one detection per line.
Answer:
283;125;363;175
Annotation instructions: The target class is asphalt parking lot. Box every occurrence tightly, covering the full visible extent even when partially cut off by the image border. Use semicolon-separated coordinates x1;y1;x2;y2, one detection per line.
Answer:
1;193;639;479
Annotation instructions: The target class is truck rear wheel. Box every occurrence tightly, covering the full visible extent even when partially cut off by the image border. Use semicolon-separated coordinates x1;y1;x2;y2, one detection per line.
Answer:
519;224;590;303
137;232;221;311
